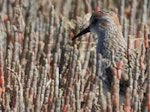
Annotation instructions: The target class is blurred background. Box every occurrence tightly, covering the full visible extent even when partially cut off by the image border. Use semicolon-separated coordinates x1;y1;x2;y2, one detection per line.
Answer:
0;0;149;112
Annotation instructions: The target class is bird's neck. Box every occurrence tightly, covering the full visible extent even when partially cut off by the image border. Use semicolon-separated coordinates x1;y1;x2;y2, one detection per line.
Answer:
96;26;122;55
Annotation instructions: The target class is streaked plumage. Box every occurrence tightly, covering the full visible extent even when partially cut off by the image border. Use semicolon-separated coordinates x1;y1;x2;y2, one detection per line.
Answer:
72;10;135;94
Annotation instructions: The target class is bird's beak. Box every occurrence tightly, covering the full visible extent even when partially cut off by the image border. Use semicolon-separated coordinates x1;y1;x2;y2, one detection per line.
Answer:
72;26;90;40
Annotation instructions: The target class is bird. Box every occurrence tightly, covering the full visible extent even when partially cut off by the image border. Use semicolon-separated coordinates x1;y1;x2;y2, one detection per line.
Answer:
72;10;135;94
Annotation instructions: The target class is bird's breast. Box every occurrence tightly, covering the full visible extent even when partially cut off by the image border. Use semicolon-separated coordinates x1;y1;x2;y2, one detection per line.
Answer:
96;35;113;58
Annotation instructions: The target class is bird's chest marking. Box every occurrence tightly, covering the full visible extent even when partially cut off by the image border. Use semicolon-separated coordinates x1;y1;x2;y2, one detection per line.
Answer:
97;35;114;57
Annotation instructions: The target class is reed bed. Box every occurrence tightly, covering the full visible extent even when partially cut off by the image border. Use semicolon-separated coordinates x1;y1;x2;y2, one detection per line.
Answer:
0;0;149;112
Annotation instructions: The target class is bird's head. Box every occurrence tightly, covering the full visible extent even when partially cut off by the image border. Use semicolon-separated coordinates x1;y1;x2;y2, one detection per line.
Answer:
72;10;120;40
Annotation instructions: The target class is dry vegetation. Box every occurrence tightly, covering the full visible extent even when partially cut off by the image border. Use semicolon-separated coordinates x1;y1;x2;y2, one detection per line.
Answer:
0;0;149;112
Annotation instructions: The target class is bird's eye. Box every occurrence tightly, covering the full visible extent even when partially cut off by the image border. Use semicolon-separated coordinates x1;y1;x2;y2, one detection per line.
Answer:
93;19;99;24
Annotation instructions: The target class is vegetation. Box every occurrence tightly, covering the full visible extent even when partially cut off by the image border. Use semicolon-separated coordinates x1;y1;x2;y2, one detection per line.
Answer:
0;0;149;111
